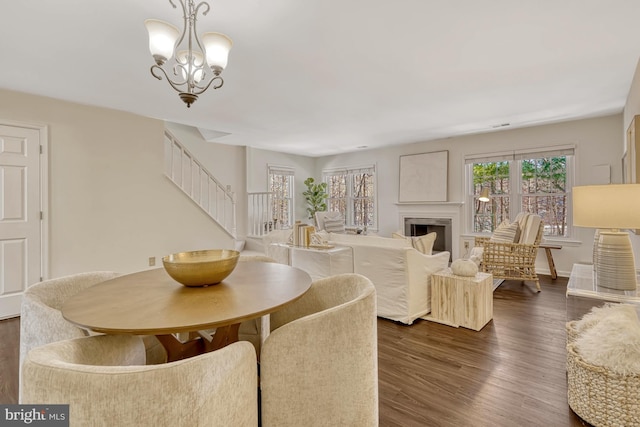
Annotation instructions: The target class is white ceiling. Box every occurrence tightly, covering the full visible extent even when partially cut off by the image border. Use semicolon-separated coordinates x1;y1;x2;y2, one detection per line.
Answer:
2;1;640;156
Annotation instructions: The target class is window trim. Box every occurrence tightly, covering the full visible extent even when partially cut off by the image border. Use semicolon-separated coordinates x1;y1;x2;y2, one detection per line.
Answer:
465;145;575;239
322;163;378;230
267;164;295;229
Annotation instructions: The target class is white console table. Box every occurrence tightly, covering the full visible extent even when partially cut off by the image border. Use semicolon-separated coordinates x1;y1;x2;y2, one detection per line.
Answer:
268;243;354;281
566;263;640;321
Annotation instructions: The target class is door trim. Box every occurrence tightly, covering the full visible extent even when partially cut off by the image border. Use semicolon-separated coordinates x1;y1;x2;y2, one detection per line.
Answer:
0;119;49;282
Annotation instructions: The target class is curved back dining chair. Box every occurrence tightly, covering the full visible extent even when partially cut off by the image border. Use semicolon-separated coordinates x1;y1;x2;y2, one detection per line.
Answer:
19;271;167;379
260;273;378;427
237;256;277;355
21;335;258;427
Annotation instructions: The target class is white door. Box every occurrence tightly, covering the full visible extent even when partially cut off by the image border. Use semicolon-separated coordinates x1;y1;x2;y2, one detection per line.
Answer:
0;124;44;319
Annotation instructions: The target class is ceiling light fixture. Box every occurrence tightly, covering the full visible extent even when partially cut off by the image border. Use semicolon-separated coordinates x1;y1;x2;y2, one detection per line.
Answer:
145;0;232;108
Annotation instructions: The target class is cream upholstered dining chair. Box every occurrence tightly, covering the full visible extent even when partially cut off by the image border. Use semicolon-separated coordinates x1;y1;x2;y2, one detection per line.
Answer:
19;272;167;376
260;273;378;427
236;255;277;354
21;335;258;427
473;212;544;291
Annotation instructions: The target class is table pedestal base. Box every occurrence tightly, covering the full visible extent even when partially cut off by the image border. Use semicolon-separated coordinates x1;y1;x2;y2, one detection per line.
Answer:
156;323;240;362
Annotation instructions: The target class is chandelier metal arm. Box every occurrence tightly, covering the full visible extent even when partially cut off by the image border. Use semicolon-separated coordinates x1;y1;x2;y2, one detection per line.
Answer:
151;64;223;96
150;65;190;94
190;75;224;95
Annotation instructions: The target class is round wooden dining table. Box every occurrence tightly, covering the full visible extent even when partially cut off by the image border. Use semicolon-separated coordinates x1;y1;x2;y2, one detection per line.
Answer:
62;261;312;361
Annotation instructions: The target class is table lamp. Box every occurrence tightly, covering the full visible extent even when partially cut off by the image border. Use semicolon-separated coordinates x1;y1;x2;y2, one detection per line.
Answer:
479;187;490;202
573;184;640;291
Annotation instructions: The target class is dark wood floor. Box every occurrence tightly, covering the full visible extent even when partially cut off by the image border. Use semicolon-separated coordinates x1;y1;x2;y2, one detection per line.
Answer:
378;275;588;427
0;275;588;426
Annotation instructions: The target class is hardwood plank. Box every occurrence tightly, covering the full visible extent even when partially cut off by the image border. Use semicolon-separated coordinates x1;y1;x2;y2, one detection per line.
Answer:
0;317;19;404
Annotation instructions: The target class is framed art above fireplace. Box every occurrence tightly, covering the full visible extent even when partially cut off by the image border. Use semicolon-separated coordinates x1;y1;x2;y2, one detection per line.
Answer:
398;150;448;203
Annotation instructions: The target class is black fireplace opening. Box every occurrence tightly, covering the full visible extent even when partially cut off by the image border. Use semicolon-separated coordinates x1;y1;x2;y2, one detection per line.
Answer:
404;217;452;261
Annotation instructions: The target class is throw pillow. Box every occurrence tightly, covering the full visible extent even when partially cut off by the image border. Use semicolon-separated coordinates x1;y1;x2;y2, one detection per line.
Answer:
412;232;437;255
392;231;412;246
324;216;345;233
490;220;520;243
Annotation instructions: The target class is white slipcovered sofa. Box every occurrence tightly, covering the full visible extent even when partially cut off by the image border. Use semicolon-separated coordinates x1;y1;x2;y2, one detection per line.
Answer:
262;230;449;324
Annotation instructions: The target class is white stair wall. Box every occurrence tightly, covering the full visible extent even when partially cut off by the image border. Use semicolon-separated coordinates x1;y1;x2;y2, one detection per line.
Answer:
164;130;237;238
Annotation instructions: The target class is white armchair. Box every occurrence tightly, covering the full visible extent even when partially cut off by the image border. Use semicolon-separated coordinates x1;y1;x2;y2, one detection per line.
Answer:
21;335;258;427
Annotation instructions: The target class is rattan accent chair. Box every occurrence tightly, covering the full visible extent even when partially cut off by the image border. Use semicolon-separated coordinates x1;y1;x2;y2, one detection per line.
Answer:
474;213;544;292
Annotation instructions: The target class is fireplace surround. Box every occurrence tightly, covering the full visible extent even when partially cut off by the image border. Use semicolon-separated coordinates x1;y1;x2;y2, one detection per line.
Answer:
404;217;452;261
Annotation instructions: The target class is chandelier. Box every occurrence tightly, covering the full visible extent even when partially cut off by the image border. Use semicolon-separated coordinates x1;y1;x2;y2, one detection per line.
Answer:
144;0;232;108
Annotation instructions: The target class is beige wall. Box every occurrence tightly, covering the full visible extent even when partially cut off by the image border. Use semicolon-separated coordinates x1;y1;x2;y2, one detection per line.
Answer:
624;58;640;131
0;89;234;278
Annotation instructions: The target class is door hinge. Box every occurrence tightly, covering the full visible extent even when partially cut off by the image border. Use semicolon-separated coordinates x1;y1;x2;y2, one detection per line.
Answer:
40;211;43;220
40;145;43;154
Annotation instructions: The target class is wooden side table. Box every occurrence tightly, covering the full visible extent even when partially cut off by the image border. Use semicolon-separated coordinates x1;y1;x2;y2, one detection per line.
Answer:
539;242;562;279
427;269;493;331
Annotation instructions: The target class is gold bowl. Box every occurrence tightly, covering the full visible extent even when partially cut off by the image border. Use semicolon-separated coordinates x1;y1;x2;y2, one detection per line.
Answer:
162;249;240;287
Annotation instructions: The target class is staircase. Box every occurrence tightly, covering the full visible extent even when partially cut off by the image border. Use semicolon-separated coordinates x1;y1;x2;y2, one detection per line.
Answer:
163;130;237;238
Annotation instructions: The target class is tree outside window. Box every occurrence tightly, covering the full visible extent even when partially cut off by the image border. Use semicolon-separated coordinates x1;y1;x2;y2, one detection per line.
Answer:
268;165;294;229
468;148;572;237
324;166;376;229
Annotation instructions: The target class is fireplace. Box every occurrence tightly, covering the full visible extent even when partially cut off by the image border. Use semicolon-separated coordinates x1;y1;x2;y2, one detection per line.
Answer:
404;217;452;261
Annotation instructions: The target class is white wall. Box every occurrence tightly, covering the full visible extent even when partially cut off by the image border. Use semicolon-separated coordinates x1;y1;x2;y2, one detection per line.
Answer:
164;122;247;238
246;147;316;222
0;89;235;278
313;114;623;278
1;87;624;280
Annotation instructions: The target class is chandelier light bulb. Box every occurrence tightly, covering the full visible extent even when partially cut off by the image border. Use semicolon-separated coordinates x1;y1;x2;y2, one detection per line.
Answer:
177;50;205;82
144;19;180;65
202;32;233;74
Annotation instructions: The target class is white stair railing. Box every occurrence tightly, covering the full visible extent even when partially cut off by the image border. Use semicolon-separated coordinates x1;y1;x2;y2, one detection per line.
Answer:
247;192;277;237
164;130;236;238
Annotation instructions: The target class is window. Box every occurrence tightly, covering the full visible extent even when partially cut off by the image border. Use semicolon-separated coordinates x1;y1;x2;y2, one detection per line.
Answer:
268;165;294;229
323;165;376;229
466;147;574;237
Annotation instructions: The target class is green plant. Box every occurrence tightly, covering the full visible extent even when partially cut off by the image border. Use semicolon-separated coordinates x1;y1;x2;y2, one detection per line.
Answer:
303;177;328;220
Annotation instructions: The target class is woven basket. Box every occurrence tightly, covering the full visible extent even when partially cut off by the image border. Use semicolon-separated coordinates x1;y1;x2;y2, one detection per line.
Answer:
566;321;579;345
567;342;640;427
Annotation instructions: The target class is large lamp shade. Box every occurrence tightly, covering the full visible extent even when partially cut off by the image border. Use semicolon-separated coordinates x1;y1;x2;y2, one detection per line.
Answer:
573;184;640;291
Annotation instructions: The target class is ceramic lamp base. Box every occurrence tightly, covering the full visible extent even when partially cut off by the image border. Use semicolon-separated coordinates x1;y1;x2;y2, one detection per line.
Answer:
594;231;638;291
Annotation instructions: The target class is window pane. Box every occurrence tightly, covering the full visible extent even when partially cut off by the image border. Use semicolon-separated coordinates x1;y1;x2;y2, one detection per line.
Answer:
324;167;376;228
472;162;510;233
470;153;571;237
268;170;293;228
522;195;567;237
521;156;567;237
